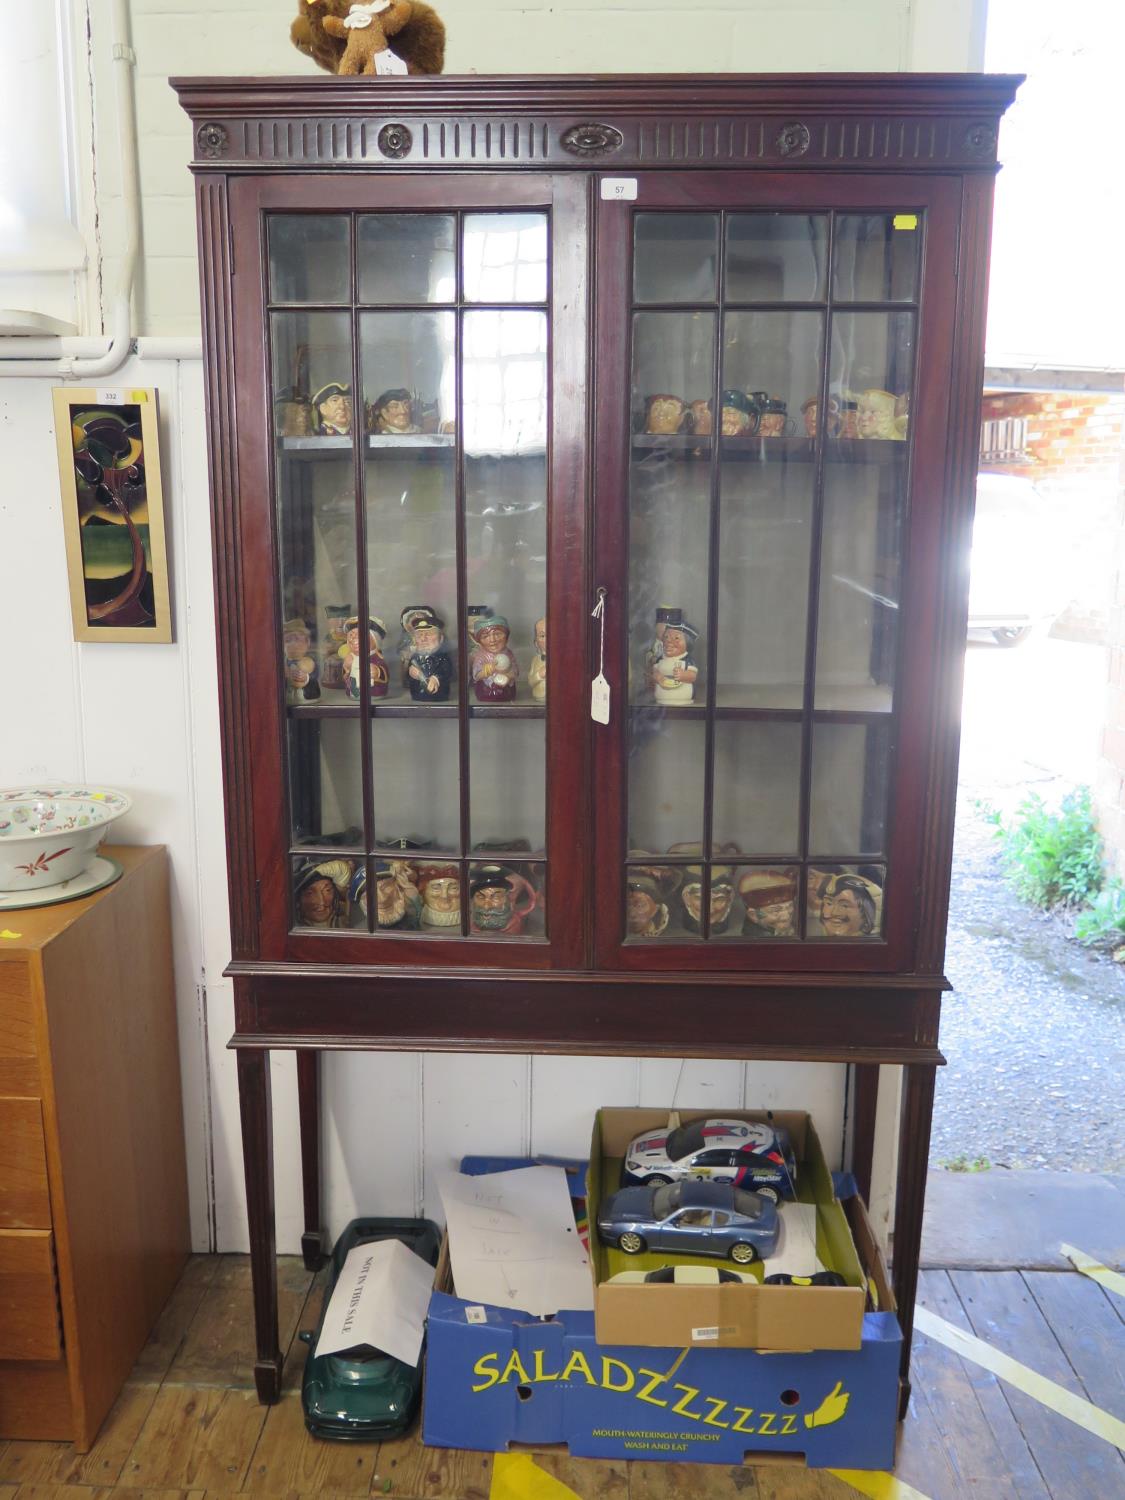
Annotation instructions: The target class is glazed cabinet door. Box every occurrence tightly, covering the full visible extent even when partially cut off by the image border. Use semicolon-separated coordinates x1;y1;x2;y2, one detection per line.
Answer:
228;175;587;968
592;172;961;972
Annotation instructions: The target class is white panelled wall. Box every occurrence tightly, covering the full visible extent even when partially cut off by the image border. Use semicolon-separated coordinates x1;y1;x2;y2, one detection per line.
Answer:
0;0;988;1253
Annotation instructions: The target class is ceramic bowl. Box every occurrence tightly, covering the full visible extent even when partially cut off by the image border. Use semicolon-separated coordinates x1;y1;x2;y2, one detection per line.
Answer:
0;786;132;892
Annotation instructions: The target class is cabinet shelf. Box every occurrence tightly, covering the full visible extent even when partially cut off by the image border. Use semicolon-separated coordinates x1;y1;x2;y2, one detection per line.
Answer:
629;682;893;719
289;691;546;720
630;435;906;464
279;434;547;459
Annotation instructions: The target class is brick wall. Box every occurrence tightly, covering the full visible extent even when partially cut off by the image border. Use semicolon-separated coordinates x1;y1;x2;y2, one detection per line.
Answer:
981;390;1125;481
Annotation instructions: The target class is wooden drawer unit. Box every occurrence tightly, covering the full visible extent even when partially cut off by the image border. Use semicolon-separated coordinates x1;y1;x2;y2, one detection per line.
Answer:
0;1229;62;1360
0;1096;51;1228
0;848;190;1448
0;960;40;1095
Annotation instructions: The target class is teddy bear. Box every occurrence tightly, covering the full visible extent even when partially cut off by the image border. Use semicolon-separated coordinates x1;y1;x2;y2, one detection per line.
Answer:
291;0;445;76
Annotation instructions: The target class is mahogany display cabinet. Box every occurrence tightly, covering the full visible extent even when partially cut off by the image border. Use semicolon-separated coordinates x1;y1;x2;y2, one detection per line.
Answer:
173;72;1020;1412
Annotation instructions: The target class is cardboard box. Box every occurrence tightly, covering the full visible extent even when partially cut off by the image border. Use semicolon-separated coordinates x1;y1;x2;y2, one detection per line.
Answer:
422;1196;901;1470
589;1108;867;1352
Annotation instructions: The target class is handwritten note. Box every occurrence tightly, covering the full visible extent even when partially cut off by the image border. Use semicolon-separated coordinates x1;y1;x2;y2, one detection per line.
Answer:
439;1166;593;1316
314;1238;435;1366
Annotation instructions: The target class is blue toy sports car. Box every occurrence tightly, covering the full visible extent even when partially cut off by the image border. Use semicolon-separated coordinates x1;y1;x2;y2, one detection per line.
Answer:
597;1178;780;1264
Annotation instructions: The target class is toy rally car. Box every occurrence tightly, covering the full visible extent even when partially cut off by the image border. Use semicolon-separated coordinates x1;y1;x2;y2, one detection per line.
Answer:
622;1116;798;1201
597;1178;781;1264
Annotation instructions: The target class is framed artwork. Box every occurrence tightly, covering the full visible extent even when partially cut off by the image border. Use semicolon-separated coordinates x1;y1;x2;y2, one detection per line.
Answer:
52;386;172;643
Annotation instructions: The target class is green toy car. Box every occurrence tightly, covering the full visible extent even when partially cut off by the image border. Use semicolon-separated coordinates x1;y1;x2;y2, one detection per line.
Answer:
299;1216;441;1441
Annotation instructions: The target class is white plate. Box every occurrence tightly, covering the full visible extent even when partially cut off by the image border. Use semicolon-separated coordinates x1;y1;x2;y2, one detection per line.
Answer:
0;856;123;910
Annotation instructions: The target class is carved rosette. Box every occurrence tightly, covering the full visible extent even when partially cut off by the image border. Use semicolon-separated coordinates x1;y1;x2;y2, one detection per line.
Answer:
964;122;998;158
196;122;228;160
560;122;623;157
775;122;811;158
378;123;413;159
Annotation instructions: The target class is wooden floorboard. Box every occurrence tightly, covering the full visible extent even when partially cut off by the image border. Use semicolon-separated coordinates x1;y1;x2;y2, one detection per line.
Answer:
1021;1270;1125;1421
3;1255;1124;1500
949;1269;1125;1500
164;1258;314;1390
913;1269;1049;1500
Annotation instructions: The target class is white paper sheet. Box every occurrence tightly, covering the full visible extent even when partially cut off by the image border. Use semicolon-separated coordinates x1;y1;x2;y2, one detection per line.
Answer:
314;1238;435;1366
760;1202;826;1279
439;1166;593;1316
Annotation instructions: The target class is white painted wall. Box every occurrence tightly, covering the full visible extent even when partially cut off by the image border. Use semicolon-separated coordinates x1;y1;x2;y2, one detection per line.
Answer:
0;0;983;1252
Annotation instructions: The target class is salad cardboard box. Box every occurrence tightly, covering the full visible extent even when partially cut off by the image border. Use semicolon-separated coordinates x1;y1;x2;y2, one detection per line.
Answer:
588;1107;868;1352
422;1185;900;1470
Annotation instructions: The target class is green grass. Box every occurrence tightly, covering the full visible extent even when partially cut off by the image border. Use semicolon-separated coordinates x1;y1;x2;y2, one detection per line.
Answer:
938;1155;992;1173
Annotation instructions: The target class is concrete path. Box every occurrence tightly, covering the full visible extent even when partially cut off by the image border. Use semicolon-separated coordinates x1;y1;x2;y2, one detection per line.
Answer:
921;1167;1125;1270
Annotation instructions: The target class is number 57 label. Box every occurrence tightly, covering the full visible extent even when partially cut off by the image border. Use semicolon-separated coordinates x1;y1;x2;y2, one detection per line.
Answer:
600;178;638;201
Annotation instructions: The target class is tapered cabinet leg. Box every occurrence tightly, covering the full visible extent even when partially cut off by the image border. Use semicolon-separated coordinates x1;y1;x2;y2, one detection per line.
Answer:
297;1048;324;1270
892;1061;937;1418
237;1047;282;1403
851;1063;879;1208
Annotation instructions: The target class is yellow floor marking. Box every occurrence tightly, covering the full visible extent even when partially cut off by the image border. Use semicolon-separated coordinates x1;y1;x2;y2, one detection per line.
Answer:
914;1305;1125;1450
490;1453;582;1500
830;1469;934;1500
1060;1241;1125;1298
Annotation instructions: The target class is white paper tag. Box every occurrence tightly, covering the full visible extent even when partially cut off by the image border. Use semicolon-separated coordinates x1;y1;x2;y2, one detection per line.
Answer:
374;47;409;74
692;1324;737;1342
601;177;638;201
590;672;610;725
96;388;124;405
344;0;390;25
465;1305;488;1325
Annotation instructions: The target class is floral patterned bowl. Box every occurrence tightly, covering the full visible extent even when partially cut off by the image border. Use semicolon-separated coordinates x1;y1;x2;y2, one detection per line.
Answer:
0;787;132;892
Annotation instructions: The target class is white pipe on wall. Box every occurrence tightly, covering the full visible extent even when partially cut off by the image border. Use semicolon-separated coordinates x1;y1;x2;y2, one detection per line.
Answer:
0;0;139;380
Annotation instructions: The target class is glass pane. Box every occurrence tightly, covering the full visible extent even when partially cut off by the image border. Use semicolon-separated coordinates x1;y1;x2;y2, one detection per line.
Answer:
370;719;461;854
271;308;355;446
292;854;360;931
357;214;456;304
814;448;905;711
712;722;802;854
624;859;696;944
633;213;719;303
463;213;547;304
629;311;715;706
808;721;891;857
468;860;545;939
272;308;360;854
716;459;813;710
628;716;706;853
833;215;920;303
807;864;885;940
675;848;741;939
722;865;800;941
361;310;457;707
470;720;546;852
722;311;823;442
358;858;424;933
828;310;914;444
725;214;828;303
413;859;463;936
287;718;364;848
269;215;350;304
463;310;548;723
